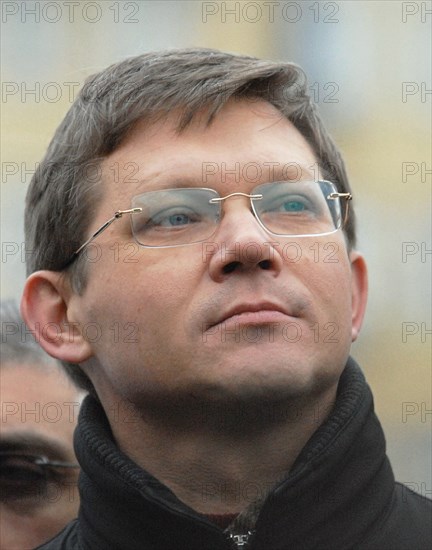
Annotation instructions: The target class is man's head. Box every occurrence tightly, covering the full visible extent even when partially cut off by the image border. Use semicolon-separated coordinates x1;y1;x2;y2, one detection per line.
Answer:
21;48;367;420
0;301;83;549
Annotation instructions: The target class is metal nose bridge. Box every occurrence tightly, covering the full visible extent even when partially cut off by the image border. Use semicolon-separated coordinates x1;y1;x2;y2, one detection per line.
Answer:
209;192;263;204
208;192;265;236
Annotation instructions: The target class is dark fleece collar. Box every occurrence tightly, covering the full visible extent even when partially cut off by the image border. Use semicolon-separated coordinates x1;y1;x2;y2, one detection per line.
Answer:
73;357;395;550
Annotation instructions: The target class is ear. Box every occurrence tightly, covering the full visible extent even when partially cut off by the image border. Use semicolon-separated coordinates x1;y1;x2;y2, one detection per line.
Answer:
21;271;93;364
349;251;368;342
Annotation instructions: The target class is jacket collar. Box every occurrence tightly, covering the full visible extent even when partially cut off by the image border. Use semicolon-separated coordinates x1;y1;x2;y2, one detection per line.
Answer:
74;357;395;549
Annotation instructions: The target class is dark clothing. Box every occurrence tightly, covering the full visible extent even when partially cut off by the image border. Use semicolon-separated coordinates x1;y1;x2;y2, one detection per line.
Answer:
37;358;431;549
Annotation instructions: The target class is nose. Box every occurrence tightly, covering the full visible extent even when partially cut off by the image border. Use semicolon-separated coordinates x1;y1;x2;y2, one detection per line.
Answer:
206;195;284;282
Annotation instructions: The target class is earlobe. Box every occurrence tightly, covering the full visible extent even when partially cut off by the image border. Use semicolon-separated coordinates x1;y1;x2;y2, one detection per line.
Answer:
349;251;368;342
20;271;93;363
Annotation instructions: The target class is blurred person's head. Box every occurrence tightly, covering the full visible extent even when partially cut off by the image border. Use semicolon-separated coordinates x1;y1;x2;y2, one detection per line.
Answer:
0;300;84;550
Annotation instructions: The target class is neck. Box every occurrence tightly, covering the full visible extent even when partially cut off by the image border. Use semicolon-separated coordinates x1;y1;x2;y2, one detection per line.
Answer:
100;386;337;514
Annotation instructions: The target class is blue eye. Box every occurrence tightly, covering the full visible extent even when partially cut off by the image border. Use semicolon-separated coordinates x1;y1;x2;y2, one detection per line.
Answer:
166;213;192;226
144;206;201;229
270;195;310;214
282;200;306;212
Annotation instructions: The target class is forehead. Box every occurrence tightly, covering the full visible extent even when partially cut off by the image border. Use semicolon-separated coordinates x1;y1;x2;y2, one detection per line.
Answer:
100;99;318;201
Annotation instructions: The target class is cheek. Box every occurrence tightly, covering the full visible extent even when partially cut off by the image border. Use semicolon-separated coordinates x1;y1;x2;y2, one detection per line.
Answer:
142;252;204;310
0;500;79;549
83;253;203;347
297;242;353;318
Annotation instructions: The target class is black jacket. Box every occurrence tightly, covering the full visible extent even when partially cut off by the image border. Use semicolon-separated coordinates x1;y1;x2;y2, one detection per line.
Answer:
37;359;431;549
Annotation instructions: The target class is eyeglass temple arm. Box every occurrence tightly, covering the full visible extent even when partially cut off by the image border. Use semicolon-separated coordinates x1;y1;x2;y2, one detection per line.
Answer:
0;453;80;469
73;208;142;257
328;192;352;228
34;456;80;468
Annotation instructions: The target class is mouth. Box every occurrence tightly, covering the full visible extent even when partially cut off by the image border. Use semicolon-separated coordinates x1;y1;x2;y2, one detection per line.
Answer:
209;302;295;330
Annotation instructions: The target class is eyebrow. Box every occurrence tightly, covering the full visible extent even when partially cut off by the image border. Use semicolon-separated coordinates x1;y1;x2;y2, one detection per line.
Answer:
0;432;73;462
133;176;204;192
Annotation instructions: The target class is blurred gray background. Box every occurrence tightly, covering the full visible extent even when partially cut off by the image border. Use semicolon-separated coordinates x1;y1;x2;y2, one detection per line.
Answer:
1;1;431;494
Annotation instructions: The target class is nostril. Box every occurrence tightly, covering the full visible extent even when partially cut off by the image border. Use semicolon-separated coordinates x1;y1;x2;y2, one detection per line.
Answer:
223;261;241;274
259;260;271;270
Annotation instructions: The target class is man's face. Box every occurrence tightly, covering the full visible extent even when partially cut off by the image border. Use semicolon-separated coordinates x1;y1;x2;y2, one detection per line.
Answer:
0;365;80;550
68;99;366;412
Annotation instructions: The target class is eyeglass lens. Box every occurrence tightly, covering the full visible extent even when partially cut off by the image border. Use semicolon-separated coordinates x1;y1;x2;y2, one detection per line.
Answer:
130;181;342;247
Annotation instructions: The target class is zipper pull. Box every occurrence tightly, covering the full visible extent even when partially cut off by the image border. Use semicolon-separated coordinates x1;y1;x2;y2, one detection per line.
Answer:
228;530;254;548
